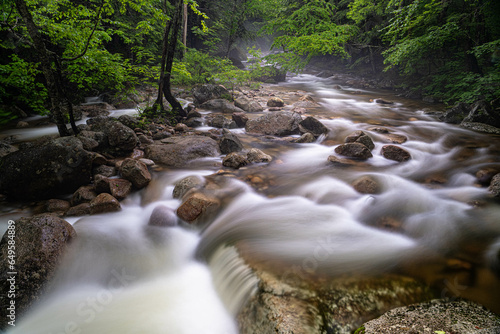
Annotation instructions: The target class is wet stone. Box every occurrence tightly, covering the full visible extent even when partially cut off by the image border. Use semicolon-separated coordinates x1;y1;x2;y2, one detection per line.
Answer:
148;205;178;227
381;145;411;162
334;143;373;159
89;193;121;214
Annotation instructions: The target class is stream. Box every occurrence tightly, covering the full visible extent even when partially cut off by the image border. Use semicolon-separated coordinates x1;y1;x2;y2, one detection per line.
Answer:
2;73;500;333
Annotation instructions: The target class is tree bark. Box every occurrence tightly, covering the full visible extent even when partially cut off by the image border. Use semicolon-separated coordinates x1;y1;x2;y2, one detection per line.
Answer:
155;0;186;118
14;0;70;137
182;3;188;57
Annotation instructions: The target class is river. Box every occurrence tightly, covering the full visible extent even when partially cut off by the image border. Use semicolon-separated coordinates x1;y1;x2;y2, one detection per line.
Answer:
2;73;500;333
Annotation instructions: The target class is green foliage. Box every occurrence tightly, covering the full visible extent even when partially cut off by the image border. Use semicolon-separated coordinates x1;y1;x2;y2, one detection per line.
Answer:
0;54;48;115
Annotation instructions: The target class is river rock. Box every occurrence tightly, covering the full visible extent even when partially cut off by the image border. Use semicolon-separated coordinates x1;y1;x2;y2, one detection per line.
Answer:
93;165;116;178
16;120;29;128
66;203;91;216
0;142;17;158
335;142;373;159
489;173;500;197
219;130;244;154
71;185;97;205
247;148;272;163
173;175;206;199
373;98;394;105
381;145;411;162
360;298;500;334
174;123;189;132
148;205;178;227
0;214;76;328
120;158;151;189
45;199;71;213
246;111;302;136
232;112;249;128
381;133;408;144
223;152;249;169
208;114;237;129
440;102;470;124
0;137;94;200
176;192;220;224
476;168;500;186
238;269;435;334
463;100;500;127
294;133;316;143
200;99;244;114
89;193;121;214
192;84;231;105
460;122;500;135
299;116;328;137
345;131;375;150
94;174;111;193
184;117;203;128
108;178;132;200
145;136;221;167
87;117;138;155
118;115;140;130
235;96;264;113
352;175;381;194
267;97;285;107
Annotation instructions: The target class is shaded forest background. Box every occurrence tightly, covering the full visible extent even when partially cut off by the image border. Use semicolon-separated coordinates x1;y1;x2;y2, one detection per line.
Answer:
1;0;499;127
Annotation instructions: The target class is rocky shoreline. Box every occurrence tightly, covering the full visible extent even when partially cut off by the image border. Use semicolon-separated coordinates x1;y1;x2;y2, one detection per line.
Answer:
1;82;500;331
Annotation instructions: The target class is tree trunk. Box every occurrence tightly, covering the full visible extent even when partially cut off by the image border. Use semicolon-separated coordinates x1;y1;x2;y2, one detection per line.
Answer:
182;3;188;57
153;19;173;111
155;0;186;118
14;0;70;137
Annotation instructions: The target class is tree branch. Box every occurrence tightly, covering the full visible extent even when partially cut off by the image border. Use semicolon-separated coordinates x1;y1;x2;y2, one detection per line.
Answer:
61;0;105;62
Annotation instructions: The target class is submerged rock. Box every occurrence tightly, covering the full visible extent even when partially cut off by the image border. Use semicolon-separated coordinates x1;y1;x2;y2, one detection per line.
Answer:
360;298;500;334
148;205;178;227
173;175;206;199
223;152;249;169
247;148;272;163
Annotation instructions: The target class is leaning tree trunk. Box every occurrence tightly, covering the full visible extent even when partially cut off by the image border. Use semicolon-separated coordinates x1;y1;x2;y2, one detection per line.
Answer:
14;0;70;137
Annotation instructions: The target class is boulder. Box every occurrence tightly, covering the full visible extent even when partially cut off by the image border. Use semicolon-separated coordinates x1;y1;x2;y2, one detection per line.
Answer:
267;97;285;107
0;214;76;328
245;111;302;137
238;269;435;334
0;137;94;200
208;114;237;129
235;96;264;113
460;122;500;135
440;102;470;124
463;100;500;127
360;298;500;334
345;131;375;150
223;152;249;169
381;145;411;162
120;158;151;189
232;112;249;128
173;175;206;199
334;143;373;159
145;136;221;167
299;116;328;137
219;130;244;154
148;205;178;227
89;193;121;214
183;117;203;128
247;148;272;163
86;117;138;155
192;84;231;105
489;173;500;197
118;115;140;130
176;192;220;224
200;99;245;114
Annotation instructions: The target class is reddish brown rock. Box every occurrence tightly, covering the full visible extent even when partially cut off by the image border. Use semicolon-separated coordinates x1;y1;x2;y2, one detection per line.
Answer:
66;203;91;216
334;143;373;159
45;199;71;213
108;178;132;200
352;175;381;194
120;158;151;189
89;193;121;214
176;192;220;224
71;185;97;206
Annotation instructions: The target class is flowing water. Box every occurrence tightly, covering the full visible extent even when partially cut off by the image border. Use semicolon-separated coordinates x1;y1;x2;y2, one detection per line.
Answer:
2;74;500;333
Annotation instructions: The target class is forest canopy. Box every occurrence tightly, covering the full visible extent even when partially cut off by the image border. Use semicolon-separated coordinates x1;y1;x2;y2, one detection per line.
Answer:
1;0;499;127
